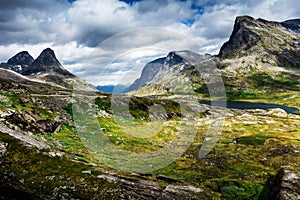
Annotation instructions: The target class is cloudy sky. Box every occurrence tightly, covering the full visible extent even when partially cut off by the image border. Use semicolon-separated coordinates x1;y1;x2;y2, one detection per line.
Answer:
0;0;299;86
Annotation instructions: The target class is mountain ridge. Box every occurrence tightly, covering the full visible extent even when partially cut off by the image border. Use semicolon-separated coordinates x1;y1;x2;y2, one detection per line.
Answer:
0;48;93;91
124;50;211;93
128;16;300;97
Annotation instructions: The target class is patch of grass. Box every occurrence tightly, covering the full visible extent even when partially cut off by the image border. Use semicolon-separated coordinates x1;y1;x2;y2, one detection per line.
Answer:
238;134;271;146
63;103;73;116
0;132;124;199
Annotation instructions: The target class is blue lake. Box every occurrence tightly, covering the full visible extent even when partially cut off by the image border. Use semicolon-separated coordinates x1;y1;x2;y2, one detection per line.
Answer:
199;101;299;114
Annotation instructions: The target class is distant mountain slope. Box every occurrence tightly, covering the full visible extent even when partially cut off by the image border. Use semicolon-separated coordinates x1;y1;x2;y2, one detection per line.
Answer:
129;16;300;97
96;85;128;93
124;50;211;93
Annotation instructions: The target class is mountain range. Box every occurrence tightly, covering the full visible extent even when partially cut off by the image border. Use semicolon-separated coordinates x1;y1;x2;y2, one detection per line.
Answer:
125;16;300;97
0;48;92;91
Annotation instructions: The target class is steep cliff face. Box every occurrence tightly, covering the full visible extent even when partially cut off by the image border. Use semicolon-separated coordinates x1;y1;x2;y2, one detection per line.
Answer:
219;16;262;58
219;16;300;68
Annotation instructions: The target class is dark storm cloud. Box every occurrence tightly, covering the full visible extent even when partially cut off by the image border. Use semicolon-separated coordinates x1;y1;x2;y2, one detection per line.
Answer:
0;0;48;9
0;0;71;44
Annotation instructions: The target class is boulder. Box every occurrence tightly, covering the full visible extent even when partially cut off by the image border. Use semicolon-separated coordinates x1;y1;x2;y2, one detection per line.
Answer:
266;108;288;118
0;142;8;158
267;167;300;200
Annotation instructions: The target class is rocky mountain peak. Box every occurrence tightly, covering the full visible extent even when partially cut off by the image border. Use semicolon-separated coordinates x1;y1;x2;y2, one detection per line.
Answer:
34;48;61;68
7;51;34;66
219;16;300;67
23;48;75;77
165;52;185;66
219;16;261;58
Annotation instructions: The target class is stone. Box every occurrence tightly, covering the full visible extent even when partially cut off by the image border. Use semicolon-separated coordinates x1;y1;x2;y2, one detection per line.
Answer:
266;108;288;118
0;142;8;158
268;167;300;200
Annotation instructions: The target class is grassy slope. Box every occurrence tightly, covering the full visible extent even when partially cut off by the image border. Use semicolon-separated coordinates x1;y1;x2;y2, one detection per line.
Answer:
39;94;299;199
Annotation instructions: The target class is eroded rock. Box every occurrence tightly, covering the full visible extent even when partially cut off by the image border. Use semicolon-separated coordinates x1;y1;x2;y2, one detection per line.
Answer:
267;167;300;200
0;142;8;158
266;108;288;118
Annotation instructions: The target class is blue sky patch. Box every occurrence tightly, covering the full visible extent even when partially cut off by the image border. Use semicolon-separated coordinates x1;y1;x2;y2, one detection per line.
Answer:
182;18;195;27
119;0;142;5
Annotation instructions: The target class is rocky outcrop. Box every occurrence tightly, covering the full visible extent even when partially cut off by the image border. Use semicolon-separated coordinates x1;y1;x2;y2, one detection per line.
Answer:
4;112;62;134
267;167;300;200
0;125;49;149
97;174;215;199
0;141;8;158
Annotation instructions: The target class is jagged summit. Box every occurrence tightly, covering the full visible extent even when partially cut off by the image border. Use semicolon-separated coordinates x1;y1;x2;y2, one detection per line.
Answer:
219;16;262;58
0;48;94;90
22;48;74;77
35;48;60;66
0;51;34;74
219;16;300;68
7;51;34;66
165;50;210;66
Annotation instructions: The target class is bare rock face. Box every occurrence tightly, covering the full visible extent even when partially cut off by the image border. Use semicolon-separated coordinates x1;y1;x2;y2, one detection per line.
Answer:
268;167;300;200
97;174;215;199
7;51;34;66
219;16;261;58
281;19;300;34
219;16;300;68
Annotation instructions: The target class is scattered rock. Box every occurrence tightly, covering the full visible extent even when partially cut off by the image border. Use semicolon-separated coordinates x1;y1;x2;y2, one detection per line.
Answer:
0;142;8;158
266;108;288;118
243;121;257;125
236;113;256;121
82;170;92;175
